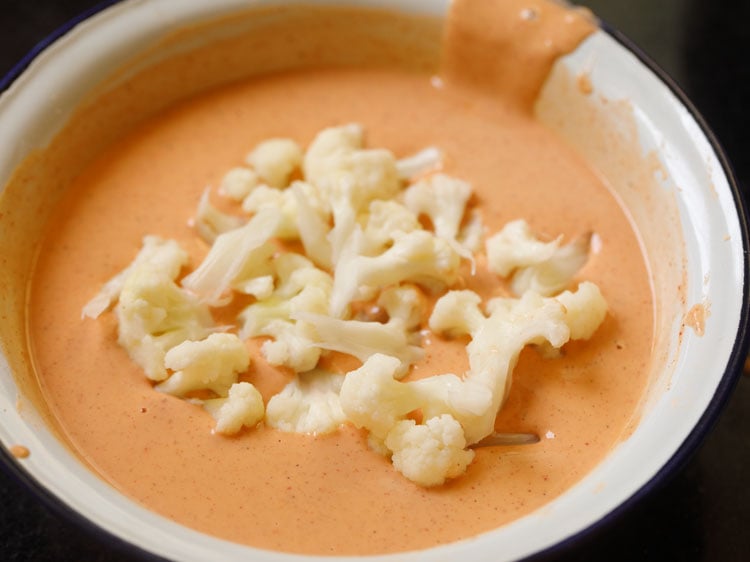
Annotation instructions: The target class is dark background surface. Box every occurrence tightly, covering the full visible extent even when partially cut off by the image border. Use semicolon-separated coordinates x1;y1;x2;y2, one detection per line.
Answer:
1;1;749;560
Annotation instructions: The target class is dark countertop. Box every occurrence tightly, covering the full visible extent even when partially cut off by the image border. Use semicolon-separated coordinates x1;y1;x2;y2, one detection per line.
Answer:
1;1;748;560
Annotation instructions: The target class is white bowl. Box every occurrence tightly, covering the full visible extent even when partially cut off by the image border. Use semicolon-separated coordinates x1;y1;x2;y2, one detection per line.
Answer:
0;1;747;560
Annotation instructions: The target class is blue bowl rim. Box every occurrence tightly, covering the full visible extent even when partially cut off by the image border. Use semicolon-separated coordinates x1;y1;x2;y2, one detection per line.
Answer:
0;3;748;561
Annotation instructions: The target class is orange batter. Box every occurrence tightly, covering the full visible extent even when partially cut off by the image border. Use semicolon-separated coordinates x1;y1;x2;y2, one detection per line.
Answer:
25;1;653;555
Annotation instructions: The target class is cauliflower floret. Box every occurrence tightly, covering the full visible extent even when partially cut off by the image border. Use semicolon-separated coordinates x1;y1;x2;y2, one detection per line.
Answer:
459;292;571;440
340;354;490;446
238;255;331;337
485;220;560;277
241;180;332;251
385;415;475;487
326;185;360;266
555;281;608;340
303;123;400;213
339;353;420;440
203;381;265;435
330;228;461;318
290;181;333;269
437;286;605;443
275;253;333;299
403;173;472;242
246;138;303;188
259;317;323;373
510;233;592;296
301;124;407;267
265;370;346;434
82;236;188;319
486;219;592;296
340;282;607;483
294;312;424;378
241;185;299;239
377;285;424;330
193;188;245;244
116;266;215;382
238;253;332;334
457;209;485;253
304;123;362;166
428;289;484;337
156;333;250;397
234;274;275;301
239;254;333;372
240;290;326;373
181;208;279;305
362;200;421;255
396;146;443;180
218;167;260;201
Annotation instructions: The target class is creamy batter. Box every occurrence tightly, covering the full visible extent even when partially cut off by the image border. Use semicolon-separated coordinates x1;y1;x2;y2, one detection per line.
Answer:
25;1;653;555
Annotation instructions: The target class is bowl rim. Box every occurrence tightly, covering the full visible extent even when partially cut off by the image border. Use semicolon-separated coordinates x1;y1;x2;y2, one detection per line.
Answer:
0;3;748;561
1;3;168;558
530;18;750;560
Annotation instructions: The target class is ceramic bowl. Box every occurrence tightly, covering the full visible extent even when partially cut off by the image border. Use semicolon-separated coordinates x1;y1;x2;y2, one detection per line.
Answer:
0;1;747;560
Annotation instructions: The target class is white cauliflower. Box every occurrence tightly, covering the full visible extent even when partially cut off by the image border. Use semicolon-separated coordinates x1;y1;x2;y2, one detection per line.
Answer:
377;285;424;330
181;208;279;305
486;219;592;296
240;180;333;259
82;236;188;319
339;282;608;485
339;353;491;446
396;146;443;180
454;291;574;442
555;281;608;340
431;285;607;443
203;381;265;435
241;185;299;239
302;124;401;265
303;123;362;176
457;209;485;253
362;200;421;255
339;353;419;441
239;253;332;372
290;181;333;269
156;333;250;397
294;312;424;378
330;228;462;318
219;167;259;201
245;138;303;188
485;220;560;277
258;317;323;374
233;274;275;300
265;370;346;434
193;188;245;244
403;173;472;243
303;123;400;212
386;415;475;487
428;289;484;337
116;265;215;382
327;186;361;266
510;233;592;296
